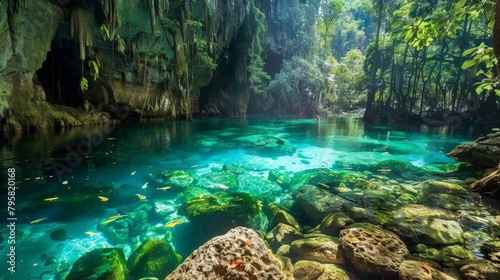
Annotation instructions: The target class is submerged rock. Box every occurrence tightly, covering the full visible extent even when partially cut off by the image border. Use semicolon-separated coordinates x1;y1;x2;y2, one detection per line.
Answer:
318;264;357;280
165;227;289;280
179;192;262;230
66;248;128;280
268;223;303;249
320;212;354;237
290;235;346;264
127;238;182;279
410;218;464;245
293;260;324;280
290;168;365;191
293;185;345;224
399;260;455;280
393;204;458;220
339;226;409;277
384;220;419;244
460;260;500;280
268;169;292;189
447;132;500;168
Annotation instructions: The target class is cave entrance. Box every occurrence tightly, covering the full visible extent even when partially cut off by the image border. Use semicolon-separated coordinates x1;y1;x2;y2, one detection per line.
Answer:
36;31;84;108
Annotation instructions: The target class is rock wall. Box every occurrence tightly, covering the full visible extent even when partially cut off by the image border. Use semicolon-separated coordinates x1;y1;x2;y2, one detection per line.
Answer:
0;0;253;134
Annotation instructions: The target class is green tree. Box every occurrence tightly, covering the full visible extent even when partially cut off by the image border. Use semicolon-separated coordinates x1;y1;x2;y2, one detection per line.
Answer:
317;0;344;54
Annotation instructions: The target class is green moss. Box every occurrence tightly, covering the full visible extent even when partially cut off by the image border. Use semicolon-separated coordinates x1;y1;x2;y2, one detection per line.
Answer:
127;239;182;279
179;192;260;225
66;248;128;280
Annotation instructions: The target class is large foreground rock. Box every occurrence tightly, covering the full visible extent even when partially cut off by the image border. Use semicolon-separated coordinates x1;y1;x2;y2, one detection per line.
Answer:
447;132;500;168
165;227;290;280
339;226;409;277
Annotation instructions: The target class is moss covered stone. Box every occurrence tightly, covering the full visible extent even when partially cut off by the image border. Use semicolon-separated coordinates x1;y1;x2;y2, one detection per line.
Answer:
127;238;182;279
179;192;260;226
66;248;128;280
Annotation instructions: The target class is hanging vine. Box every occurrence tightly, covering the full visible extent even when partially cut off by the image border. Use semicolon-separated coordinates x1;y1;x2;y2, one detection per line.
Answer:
70;7;95;60
146;0;170;34
100;0;121;40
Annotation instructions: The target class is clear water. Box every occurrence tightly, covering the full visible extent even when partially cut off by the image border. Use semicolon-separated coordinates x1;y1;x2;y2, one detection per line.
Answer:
0;115;494;279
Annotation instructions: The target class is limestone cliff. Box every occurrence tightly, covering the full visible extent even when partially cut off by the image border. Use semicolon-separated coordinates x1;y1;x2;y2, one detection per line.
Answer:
0;0;253;136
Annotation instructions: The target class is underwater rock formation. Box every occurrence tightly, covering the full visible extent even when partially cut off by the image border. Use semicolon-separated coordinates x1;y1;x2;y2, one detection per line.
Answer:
293;185;345;224
339;225;409;277
126;238;182;279
399;260;455;280
164;227;290;280
65;248;129;280
290;235;347;264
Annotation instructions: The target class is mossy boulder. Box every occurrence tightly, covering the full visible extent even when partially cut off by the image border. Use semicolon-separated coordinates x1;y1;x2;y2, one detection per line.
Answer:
399;260;456;280
127;238;182;279
66;248;128;280
97;210;149;245
447;132;500;168
270;209;301;230
320;212;354;237
460;260;500;280
222;163;247;174
338;190;400;210
175;186;211;203
155;170;198;189
290;168;365;191
179;192;260;227
291;235;347;264
293;260;324;280
392;204;458;220
422;162;462;174
293;185;345;224
267;223;303;249
318;264;357;280
268;169;292;189
410;218;464;245
418;245;475;264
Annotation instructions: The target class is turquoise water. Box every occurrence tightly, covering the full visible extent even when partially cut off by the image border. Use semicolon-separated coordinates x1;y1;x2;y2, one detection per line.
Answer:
0;115;494;279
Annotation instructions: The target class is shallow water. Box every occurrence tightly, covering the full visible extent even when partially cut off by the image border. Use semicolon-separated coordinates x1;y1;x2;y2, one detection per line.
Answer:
0;115;496;279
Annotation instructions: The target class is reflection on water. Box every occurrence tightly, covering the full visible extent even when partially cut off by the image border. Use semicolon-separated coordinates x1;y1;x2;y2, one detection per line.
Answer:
0;115;496;280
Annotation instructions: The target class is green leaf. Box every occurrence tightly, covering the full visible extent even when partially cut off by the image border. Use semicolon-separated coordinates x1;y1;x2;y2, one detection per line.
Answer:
90;60;99;81
462;46;478;57
461;59;478;70
80;77;89;92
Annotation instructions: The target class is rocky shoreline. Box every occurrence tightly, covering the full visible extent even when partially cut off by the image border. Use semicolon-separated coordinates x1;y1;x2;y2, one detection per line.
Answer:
56;150;499;280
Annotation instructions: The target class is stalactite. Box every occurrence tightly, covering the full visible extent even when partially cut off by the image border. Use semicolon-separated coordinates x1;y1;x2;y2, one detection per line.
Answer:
7;0;27;53
100;0;121;39
70;7;94;60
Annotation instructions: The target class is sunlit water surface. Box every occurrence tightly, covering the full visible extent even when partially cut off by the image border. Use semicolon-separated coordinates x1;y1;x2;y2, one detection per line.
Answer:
0;115;494;279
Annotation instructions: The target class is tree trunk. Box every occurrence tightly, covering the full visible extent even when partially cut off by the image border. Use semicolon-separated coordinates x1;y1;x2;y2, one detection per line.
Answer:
364;0;384;121
494;0;500;77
